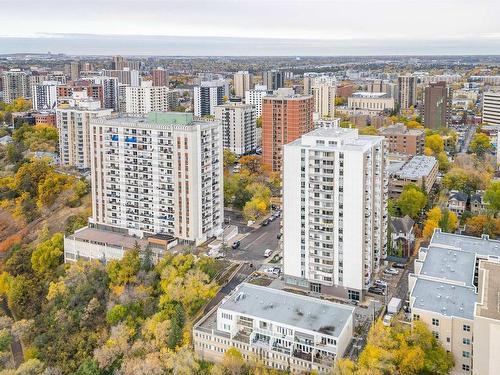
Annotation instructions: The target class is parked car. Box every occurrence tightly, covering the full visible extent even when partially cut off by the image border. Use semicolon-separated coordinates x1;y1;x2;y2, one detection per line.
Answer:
264;266;281;276
374;279;388;288
262;219;269;226
383;314;393;327
231;240;241;249
392;262;406;269
368;286;385;295
384;268;399;275
264;249;273;257
277;233;283;239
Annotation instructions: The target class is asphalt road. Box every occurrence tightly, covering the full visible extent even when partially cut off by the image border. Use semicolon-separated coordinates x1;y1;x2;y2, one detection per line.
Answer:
228;218;281;262
203;262;254;314
224;209;253;234
460;125;476;153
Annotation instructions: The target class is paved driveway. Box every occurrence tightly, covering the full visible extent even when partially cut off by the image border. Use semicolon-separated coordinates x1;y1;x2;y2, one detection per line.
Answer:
227;218;280;263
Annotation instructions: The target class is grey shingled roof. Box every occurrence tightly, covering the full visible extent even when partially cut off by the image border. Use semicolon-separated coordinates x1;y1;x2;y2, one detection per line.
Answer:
390;215;415;234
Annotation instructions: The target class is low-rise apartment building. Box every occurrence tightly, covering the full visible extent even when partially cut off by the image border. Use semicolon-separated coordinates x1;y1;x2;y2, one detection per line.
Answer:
409;230;500;375
64;226;177;263
347;92;395;114
378;123;425;155
193;283;354;374
388;155;438;198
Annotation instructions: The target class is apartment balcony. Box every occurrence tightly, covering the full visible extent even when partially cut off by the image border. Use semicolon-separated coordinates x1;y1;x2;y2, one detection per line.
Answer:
251;333;271;349
313;352;335;366
292;349;312;362
271;343;292;356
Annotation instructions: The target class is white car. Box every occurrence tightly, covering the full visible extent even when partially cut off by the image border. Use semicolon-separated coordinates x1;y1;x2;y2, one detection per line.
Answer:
383;314;393;326
264;249;273;257
384;268;399;275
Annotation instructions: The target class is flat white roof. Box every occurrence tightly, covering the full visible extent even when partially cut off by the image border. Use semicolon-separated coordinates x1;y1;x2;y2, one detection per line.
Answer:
394;155;437;179
412;278;476;320
220;283;354;337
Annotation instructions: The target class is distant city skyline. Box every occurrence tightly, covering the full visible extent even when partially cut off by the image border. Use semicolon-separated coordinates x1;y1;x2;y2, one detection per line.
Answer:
0;0;499;55
1;34;500;56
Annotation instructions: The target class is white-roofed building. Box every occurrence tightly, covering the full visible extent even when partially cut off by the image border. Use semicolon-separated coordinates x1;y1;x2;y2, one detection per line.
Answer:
409;229;500;375
193;283;354;374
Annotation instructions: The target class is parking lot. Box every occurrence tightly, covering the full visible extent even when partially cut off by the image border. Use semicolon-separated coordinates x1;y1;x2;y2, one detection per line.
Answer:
226;216;281;263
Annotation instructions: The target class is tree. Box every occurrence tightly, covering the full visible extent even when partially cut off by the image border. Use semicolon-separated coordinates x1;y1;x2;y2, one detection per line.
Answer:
14;158;52;197
352;320;453;375
6;98;31;113
13;192;39;223
0;330;12;352
14;124;58;152
107;248;141;286
406;120;424;129
243;197;267;221
31;233;64;274
65;215;88;235
484;181;500;214
436;152;450;172
74;360;103;375
239;155;261;174
423;207;442;239
223;148;237;169
442;167;485;196
106;304;127;325
256;116;262;128
36;173;72;208
167;304;185;349
396;185;427;219
465;215;500;238
333;358;356;375
425;134;444;155
469;132;492;158
335;97;346;106
358;126;378;135
222;347;245;375
6;275;42;320
5;142;25;164
423;206;458;239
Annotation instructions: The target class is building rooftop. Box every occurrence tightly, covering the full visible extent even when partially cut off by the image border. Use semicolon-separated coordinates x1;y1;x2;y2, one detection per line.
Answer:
420;246;476;287
475;260;500;320
287;127;384;152
393;155;437;180
412;277;476;320
147;112;194;125
220;283;354;337
430;230;500;258
449;190;468;203
411;230;500;320
265;88;312;100
351;91;388;99
67;226;148;250
390;215;415;234
379;123;425;136
92;112;215;128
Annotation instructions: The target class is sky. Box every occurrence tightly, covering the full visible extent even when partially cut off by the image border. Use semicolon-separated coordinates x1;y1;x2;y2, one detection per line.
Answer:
0;0;499;55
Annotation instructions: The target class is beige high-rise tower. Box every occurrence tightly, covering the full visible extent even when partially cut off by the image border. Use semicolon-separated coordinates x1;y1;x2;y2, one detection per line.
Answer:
233;71;253;98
